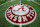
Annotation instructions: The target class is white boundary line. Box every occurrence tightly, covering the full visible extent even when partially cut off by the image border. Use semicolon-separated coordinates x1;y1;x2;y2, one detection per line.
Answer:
0;1;10;6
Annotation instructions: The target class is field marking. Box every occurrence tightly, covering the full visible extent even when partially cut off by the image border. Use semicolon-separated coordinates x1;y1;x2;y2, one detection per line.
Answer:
11;0;15;2
32;1;40;5
27;0;40;5
0;0;15;6
0;1;10;6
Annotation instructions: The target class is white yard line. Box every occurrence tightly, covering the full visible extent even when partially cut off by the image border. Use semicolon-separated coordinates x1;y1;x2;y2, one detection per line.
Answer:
19;24;22;27
20;0;21;22
32;1;40;5
19;0;22;27
0;1;10;6
20;0;21;5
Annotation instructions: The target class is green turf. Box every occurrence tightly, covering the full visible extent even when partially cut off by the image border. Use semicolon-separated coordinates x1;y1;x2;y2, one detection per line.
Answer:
0;0;40;27
0;0;9;4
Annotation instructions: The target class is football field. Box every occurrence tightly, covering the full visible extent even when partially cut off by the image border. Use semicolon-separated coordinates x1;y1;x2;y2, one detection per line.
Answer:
0;0;40;27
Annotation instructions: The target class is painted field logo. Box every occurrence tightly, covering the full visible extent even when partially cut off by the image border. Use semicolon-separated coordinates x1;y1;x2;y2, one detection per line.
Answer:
5;4;37;27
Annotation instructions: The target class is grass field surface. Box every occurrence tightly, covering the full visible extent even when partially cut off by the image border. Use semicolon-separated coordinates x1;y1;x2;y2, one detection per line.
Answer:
0;0;40;27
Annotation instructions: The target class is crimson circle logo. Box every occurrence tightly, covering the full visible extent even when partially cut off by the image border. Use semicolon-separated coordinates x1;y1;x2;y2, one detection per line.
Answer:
5;4;37;25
